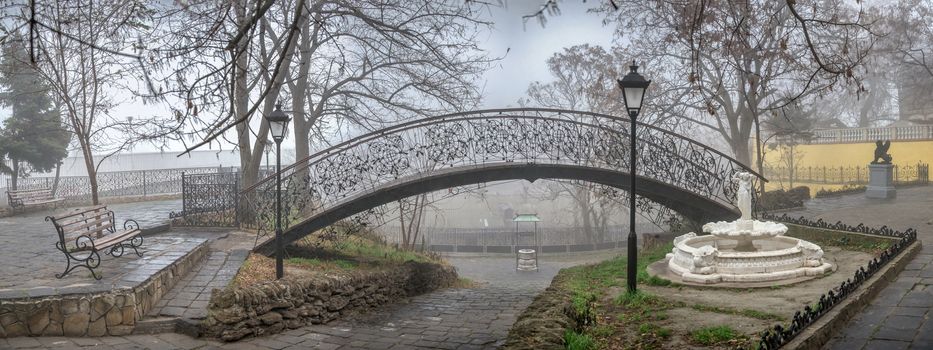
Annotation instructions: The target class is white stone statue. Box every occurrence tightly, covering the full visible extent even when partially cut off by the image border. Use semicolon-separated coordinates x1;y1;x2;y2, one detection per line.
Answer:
732;172;753;220
797;240;825;267
691;245;718;274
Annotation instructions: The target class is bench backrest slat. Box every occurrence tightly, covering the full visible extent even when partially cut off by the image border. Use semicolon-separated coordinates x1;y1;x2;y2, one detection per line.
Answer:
8;188;56;203
62;217;114;239
53;205;107;221
49;206;117;247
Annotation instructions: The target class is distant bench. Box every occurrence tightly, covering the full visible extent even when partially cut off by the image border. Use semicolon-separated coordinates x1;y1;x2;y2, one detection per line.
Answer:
46;205;144;280
7;188;65;211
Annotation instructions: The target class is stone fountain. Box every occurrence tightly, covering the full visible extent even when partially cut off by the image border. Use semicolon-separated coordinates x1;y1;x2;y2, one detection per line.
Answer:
664;172;833;284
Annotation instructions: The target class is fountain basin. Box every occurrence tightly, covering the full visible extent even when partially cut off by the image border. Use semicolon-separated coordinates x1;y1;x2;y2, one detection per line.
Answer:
703;219;788;251
665;232;833;284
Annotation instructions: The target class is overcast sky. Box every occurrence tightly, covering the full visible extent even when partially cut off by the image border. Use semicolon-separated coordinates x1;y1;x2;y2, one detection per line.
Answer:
3;1;617;156
478;1;614;108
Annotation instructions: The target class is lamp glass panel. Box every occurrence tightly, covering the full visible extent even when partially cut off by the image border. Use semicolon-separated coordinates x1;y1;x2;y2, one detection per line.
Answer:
623;87;644;110
269;120;287;140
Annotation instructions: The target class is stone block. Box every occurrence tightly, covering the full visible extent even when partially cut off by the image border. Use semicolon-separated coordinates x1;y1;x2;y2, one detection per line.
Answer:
90;297;112;321
212;307;246;325
259;311;283;325
4;321;27;337
41;322;63;336
121;306;136;325
62;313;89;336
61;299;79;315
0;312;19;327
867;164;897;199
26;309;49;334
108;325;134;336
221;327;252;342
87;317;107;337
105;308;122;326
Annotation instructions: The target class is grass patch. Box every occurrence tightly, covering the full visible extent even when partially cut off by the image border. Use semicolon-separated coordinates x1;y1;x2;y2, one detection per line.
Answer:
286;257;358;270
233;225;444;286
616;290;659;308
785;224;892;253
639;323;672;339
690;325;743;345
690;303;784;321
564;329;595;350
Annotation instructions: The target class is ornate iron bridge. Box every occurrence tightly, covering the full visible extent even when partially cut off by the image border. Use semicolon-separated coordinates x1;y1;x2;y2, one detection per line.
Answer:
243;108;764;254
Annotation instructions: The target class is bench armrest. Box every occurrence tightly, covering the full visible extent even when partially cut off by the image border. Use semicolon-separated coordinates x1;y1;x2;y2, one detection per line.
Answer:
56;233;97;254
124;219;140;231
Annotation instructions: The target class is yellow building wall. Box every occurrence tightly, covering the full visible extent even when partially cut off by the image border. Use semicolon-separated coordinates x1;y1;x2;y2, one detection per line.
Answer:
762;140;933;193
768;141;933;168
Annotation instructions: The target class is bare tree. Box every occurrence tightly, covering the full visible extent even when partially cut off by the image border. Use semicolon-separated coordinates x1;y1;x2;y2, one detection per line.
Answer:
22;0;151;204
595;1;877;170
285;1;492;168
147;1;492;190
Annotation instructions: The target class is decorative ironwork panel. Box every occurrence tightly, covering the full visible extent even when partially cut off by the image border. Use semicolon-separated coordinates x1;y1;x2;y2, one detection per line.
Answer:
170;172;240;227
7;167;220;202
764;163;929;186
239;108;761;241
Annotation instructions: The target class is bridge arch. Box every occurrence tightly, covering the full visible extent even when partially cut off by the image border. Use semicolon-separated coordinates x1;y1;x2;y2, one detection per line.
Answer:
242;108;764;253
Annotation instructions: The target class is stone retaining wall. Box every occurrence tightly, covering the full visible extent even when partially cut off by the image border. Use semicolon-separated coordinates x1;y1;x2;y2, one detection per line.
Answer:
201;261;458;341
0;240;209;337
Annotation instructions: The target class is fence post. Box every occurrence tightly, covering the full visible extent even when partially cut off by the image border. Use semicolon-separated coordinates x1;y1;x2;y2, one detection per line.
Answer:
142;170;147;197
181;172;186;213
822;166;826;183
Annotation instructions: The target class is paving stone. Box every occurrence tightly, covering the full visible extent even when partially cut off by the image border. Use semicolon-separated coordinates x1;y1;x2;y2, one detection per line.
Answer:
873;326;917;342
891;307;928;317
863;339;910;350
825;336;867;350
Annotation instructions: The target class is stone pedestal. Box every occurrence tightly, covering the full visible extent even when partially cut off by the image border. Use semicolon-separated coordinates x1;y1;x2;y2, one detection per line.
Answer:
866;164;897;199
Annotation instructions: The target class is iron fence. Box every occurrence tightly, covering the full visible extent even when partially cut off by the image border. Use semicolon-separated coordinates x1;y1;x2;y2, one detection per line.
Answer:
764;163;929;186
756;213;918;349
372;224;666;253
170;172;240;227
5;167;221;202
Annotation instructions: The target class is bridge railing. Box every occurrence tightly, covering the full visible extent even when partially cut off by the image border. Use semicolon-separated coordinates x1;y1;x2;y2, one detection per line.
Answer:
238;109;760;243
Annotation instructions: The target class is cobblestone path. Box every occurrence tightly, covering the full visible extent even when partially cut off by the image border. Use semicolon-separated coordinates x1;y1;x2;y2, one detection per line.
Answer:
1;251;619;349
773;186;933;350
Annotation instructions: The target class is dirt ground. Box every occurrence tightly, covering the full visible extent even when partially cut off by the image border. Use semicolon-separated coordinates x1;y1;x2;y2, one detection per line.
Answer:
611;247;876;349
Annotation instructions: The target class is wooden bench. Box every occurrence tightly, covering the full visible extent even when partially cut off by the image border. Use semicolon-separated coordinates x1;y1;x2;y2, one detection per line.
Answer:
7;187;65;211
46;205;144;280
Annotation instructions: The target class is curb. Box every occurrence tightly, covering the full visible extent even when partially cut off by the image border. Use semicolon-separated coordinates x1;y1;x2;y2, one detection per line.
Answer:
784;240;922;350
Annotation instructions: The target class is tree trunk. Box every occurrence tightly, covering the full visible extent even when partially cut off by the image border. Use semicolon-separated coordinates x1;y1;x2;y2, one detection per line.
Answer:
79;142;99;205
577;186;594;243
52;162;62;195
731;137;752;167
10;159;18;191
233;0;254;190
858;91;876;127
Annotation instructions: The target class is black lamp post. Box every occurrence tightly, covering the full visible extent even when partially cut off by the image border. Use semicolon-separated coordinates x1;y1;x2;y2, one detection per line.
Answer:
265;103;291;280
617;61;651;293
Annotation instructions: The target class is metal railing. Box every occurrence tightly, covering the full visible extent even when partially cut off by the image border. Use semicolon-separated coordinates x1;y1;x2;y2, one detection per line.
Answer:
375;224;663;253
811;125;933;144
5;167;222;202
764;163;929;186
